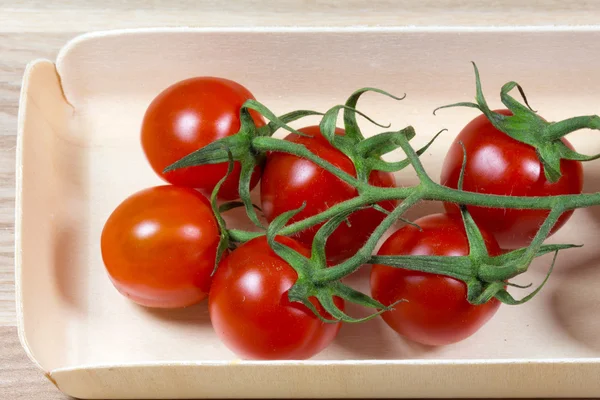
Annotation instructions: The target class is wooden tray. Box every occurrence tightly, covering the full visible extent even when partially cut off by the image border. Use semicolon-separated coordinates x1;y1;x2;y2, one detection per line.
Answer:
15;27;600;399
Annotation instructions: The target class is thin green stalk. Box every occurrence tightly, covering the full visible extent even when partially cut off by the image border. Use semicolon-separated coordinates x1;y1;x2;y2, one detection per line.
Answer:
277;188;411;237
478;207;565;282
274;183;599;239
423;184;598;211
393;131;435;184
252;136;365;189
314;194;423;283
228;229;263;242
545;115;600;141
368;254;474;281
516;208;565;270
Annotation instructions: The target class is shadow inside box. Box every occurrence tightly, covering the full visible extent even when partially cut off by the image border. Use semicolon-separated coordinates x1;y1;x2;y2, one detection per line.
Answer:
536;169;600;352
550;263;600;352
53;222;89;312
334;303;435;360
52;127;90;313
138;301;212;327
333;263;435;359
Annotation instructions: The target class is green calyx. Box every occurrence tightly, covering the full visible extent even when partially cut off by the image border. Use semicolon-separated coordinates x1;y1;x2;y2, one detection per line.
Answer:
266;202;401;323
433;61;600;183
209;150;234;274
369;207;579;306
164;103;322;229
163;90;417;228
319;88;405;180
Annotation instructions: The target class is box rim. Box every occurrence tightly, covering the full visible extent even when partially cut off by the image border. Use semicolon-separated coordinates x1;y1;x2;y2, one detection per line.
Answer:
47;356;600;374
14;59;56;375
55;25;600;74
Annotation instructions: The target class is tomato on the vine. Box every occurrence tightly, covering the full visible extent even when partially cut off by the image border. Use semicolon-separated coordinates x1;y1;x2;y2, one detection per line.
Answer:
371;213;502;346
101;186;219;308
141;77;265;200
260;126;397;262
209;236;343;360
440;109;583;249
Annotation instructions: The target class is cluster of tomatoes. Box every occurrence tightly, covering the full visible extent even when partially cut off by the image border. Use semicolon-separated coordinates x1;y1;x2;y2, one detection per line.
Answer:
101;76;583;360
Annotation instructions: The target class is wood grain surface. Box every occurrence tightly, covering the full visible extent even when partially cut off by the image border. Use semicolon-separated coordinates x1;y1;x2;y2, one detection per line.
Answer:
2;1;600;399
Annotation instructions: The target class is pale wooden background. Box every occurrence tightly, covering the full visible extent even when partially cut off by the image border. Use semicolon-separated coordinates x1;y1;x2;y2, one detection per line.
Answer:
2;1;600;398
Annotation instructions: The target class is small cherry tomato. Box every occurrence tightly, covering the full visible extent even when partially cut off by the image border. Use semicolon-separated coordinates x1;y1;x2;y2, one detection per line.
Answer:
440;109;583;249
209;236;343;360
101;186;219;308
141;77;265;200
371;213;502;346
260;126;397;262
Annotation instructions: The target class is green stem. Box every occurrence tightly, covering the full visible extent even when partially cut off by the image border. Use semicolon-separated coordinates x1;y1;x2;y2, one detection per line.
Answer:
369;128;446;173
314;194;423;283
228;229;262;242
393;130;434;184
479;207;564;282
545;115;600;141
276;183;596;239
252;136;366;190
278;188;412;237
425;184;596;211
517;207;564;269
356;128;415;158
369;254;474;281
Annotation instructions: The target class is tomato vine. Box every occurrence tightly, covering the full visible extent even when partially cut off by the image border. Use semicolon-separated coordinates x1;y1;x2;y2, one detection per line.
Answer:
165;63;600;323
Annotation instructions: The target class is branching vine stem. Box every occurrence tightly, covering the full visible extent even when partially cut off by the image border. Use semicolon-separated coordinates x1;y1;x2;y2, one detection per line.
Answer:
166;71;600;319
314;193;423;284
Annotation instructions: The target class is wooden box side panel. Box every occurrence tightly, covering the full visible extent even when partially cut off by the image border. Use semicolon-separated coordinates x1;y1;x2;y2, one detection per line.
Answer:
50;361;600;399
16;60;78;371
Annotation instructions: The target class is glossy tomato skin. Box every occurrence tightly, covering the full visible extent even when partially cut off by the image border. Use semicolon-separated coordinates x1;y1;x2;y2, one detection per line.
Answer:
371;213;502;346
141;77;265;200
440;109;583;249
260;126;397;262
101;186;219;308
209;236;343;360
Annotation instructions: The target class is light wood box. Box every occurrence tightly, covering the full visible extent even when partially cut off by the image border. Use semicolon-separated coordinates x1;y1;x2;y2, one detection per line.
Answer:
15;27;600;399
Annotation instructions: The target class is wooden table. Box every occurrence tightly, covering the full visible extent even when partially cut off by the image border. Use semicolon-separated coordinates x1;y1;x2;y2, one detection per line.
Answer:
2;1;600;398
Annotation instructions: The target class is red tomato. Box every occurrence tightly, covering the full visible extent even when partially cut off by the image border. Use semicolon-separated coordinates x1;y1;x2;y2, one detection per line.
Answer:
209;236;343;360
260;126;397;262
141;77;265;200
440;109;583;249
371;213;502;346
101;186;219;308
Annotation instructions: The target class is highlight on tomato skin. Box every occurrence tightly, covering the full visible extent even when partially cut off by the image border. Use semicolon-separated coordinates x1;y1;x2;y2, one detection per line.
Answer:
100;185;220;308
209;236;343;360
440;109;583;249
141;77;265;201
260;125;397;263
370;213;502;346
